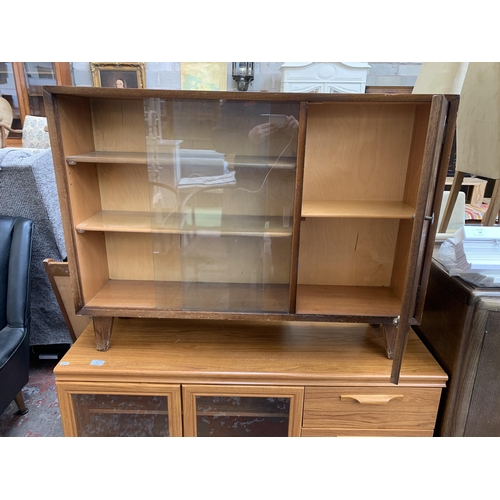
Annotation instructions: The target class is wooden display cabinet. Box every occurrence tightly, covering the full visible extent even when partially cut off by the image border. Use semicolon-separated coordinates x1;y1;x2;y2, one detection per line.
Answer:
44;87;458;383
54;318;447;437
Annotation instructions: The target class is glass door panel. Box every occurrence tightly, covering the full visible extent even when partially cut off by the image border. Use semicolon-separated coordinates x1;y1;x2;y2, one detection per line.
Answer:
146;98;300;313
183;385;304;437
195;395;291;437
72;393;171;437
0;62;22;139
22;62;57;116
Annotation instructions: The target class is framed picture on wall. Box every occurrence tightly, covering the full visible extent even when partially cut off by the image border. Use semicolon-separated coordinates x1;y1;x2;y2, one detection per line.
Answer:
90;62;146;88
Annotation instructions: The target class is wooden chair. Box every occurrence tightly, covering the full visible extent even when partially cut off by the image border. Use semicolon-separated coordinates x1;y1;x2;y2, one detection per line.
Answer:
413;63;499;230
0;96;22;148
444;63;500;227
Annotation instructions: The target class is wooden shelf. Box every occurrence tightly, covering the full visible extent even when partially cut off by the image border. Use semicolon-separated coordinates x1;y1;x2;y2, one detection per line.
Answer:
301;200;415;219
296;284;402;317
199;412;288;418
89;409;169;416
66;149;180;165
84;280;290;313
67;151;296;171
229;155;296;170
82;280;400;319
76;211;292;237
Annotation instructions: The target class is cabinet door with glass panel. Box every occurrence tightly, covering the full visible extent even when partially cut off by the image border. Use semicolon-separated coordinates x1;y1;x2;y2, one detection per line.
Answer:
56;382;183;437
45;89;300;331
182;385;304;437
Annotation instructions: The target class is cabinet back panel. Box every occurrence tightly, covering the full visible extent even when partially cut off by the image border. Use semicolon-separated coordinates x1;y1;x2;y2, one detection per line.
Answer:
105;233;291;284
297;218;399;286
303;103;415;202
98;164;151;212
106;233;155;280
91;98;147;152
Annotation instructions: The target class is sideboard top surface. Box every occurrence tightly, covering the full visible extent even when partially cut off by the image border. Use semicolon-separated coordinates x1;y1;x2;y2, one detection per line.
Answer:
54;319;447;387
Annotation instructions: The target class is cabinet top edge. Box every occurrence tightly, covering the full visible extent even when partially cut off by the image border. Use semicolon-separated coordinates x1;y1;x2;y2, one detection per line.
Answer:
42;85;459;103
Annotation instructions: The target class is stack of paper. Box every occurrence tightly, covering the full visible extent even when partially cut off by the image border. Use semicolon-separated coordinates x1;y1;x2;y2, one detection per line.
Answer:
453;226;500;271
179;149;228;178
438;226;500;286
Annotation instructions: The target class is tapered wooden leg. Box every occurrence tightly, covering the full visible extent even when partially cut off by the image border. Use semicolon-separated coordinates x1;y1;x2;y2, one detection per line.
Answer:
439;171;466;233
482;179;500;226
382;324;397;359
14;390;28;415
93;316;115;351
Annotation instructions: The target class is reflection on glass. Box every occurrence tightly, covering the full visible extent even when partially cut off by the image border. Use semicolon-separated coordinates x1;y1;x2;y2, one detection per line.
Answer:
23;62;56;116
72;394;170;437
0;62;22;138
145;98;299;313
195;396;291;437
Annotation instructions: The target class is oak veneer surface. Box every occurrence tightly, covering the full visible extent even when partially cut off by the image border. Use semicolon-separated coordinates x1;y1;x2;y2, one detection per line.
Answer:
54;319;447;387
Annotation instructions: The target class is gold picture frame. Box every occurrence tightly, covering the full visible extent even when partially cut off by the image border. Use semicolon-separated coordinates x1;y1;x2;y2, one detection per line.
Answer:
90;62;146;89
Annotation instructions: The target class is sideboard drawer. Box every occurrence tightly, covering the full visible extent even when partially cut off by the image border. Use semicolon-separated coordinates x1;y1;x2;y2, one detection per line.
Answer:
301;428;433;437
303;387;441;430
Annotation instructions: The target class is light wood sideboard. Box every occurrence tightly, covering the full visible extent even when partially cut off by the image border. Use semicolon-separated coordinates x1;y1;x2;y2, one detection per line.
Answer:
54;318;447;437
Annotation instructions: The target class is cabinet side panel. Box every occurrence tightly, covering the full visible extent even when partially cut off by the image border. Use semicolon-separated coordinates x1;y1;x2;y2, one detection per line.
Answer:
303;103;414;202
76;232;109;303
390;104;433;300
55;95;109;306
403;104;431;207
390;219;413;300
298;218;398;286
463;310;500;436
91;98;147;152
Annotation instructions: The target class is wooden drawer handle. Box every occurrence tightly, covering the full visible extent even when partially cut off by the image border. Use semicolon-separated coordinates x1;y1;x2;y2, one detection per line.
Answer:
340;394;404;405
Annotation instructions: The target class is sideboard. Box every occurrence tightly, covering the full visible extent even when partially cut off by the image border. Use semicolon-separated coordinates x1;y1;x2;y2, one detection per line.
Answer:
54;318;447;437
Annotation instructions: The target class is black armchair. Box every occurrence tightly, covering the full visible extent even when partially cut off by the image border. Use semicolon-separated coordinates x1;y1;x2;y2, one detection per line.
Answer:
0;215;33;415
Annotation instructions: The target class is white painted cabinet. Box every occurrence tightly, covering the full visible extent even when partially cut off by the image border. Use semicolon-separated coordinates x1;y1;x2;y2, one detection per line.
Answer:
280;62;370;93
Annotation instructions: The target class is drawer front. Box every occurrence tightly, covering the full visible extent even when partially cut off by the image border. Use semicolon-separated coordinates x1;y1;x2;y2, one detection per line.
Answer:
303;387;441;430
301;428;434;437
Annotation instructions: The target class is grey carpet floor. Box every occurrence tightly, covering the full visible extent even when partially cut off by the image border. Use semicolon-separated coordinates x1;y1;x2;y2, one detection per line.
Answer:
0;357;64;437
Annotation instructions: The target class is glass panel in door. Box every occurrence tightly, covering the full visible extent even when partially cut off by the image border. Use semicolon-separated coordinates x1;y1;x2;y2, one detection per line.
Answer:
0;62;22;139
145;97;300;313
72;393;171;437
195;395;292;437
22;62;57;117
